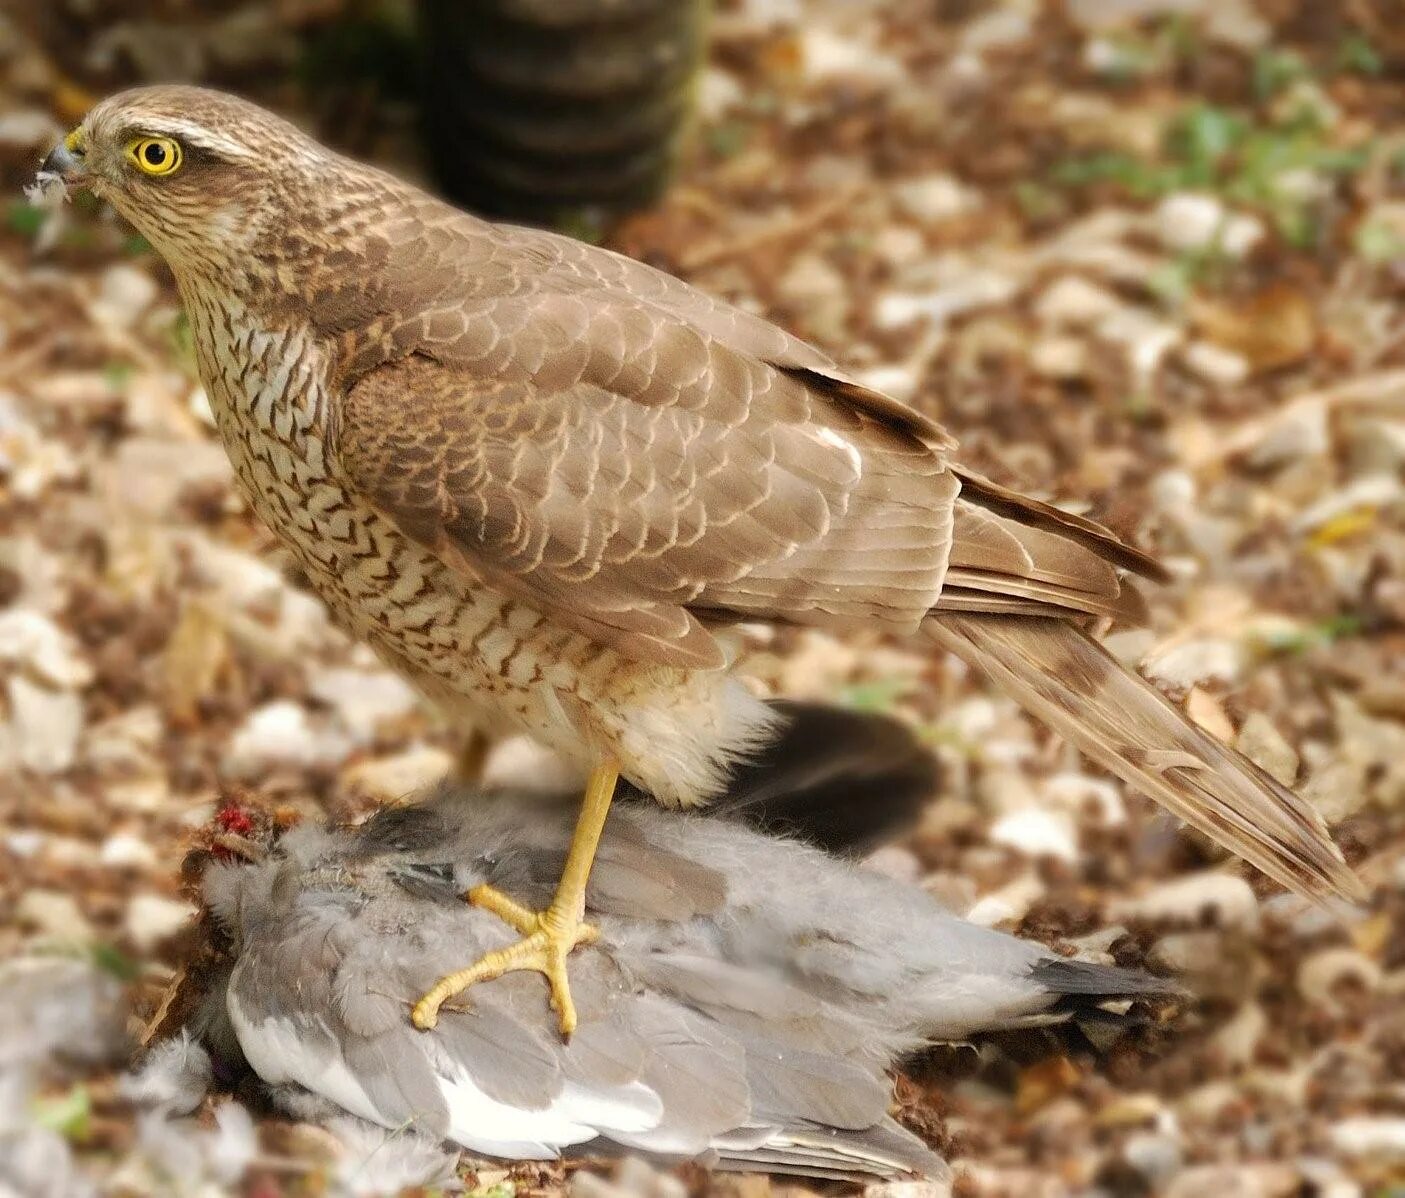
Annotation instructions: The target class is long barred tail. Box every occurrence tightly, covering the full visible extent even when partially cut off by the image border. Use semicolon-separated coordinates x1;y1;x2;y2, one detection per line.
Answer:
926;613;1361;902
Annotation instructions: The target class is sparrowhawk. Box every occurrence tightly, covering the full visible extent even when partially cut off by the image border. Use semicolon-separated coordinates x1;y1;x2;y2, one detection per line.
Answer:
42;86;1358;1037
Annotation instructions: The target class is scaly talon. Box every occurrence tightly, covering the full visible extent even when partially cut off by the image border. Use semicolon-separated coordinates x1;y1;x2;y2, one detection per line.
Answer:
466;883;541;934
411;901;598;1035
410;760;619;1039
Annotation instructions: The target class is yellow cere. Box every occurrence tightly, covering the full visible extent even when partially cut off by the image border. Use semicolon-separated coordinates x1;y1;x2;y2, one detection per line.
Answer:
63;128;84;154
127;136;183;177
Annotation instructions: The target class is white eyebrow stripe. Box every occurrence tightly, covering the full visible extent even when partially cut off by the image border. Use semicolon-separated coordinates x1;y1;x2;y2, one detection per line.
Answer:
134;119;255;160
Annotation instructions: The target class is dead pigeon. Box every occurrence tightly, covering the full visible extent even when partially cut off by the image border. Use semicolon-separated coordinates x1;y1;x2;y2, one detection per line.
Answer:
197;783;1175;1181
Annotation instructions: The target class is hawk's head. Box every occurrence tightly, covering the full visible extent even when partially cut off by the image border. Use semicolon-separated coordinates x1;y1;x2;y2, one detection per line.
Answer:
42;85;329;270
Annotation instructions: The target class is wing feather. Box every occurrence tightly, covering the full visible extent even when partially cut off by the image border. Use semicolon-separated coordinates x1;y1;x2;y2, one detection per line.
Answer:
321;194;1354;898
331;212;1163;669
335;347;959;668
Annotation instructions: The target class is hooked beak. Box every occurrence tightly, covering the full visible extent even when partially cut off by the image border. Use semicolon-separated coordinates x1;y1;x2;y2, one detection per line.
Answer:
40;130;87;184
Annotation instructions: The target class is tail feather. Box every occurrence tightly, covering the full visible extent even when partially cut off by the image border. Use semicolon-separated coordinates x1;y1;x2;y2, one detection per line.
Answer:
713;1121;948;1182
631;701;940;857
1031;958;1181;1027
1030;957;1181;1001
926;614;1361;902
720;700;939;855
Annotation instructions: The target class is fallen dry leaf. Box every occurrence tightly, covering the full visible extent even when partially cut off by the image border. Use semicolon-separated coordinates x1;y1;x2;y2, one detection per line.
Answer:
1189;283;1317;373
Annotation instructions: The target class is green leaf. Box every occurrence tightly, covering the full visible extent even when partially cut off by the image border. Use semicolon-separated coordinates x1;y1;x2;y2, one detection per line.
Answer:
1166;104;1245;183
1336;32;1384;77
91;941;141;982
920;723;980;758
103;362;134;393
1049;152;1174;198
1160;14;1200;63
1261;197;1314;248
1256;613;1364;656
1150;237;1232;306
1123;389;1154;422
1092;35;1159;83
705;120;750;159
747;91;780;118
6;201;47;239
1354;217;1405;263
1251;48;1310;102
837;678;914;714
1316;613;1365;641
32;1085;91;1142
467;1183;517;1198
1013;180;1067;223
1146;257;1195;307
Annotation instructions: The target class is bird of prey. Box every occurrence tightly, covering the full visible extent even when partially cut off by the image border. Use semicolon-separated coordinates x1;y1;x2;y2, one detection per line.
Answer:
191;780;1175;1180
43;86;1356;1035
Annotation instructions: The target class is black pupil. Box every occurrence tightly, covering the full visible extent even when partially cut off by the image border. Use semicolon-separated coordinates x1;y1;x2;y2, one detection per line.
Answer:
144;143;166;166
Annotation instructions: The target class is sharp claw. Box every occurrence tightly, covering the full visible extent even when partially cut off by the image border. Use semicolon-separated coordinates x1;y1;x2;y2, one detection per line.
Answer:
410;885;597;1039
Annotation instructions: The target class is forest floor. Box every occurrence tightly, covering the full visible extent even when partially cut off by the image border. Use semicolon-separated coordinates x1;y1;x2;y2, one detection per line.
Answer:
3;1;1405;1195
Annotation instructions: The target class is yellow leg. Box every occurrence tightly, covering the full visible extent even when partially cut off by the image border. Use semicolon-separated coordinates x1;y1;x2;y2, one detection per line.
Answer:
411;759;619;1037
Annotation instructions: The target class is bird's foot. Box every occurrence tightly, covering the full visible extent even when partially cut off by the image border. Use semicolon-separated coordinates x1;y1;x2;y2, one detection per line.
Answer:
414;760;619;1039
410;884;599;1036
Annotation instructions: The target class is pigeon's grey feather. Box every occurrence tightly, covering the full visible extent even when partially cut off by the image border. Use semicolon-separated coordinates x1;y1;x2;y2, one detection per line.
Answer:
1030;956;1173;998
713;1120;949;1184
119;1034;213;1117
627;954;870;1057
605;997;753;1156
743;1040;890;1130
206;784;1176;1180
430;1009;563;1110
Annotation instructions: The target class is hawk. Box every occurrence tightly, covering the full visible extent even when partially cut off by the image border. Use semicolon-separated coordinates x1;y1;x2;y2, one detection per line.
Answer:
43;87;1358;1036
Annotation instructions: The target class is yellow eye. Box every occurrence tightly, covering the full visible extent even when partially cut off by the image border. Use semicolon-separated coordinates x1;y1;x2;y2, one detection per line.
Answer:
126;136;182;177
